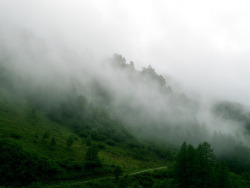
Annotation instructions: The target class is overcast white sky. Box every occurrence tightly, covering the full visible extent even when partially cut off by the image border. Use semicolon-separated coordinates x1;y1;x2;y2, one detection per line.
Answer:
1;0;250;105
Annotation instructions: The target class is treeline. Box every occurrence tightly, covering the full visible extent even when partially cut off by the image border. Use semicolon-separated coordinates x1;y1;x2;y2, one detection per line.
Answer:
174;142;249;188
111;54;170;89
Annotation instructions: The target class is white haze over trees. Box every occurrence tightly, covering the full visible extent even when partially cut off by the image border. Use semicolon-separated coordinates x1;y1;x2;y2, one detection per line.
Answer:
1;0;250;105
0;0;250;156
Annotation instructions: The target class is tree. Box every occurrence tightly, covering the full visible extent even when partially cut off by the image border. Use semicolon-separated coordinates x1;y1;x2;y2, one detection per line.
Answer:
114;165;122;180
66;136;74;148
85;144;101;168
214;162;230;188
50;137;56;147
175;142;217;188
86;135;92;146
186;144;196;186
196;142;215;188
174;142;188;188
0;139;59;186
141;65;166;86
42;131;50;141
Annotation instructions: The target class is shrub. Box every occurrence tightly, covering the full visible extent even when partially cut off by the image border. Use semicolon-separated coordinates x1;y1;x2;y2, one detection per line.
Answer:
66;136;75;148
85;144;102;168
9;132;22;139
0;139;60;186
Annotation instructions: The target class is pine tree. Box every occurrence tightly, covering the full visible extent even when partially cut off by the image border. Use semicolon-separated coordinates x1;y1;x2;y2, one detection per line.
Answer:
195;142;215;188
186;144;196;187
175;142;217;188
175;142;188;188
214;162;229;188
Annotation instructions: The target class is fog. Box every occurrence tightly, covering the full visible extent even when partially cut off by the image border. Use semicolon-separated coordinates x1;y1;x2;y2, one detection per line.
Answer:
1;0;250;151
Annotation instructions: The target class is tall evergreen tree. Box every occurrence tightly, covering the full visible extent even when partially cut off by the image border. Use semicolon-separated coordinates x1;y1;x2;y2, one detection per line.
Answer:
175;142;188;188
175;142;218;188
214;162;230;188
196;142;215;188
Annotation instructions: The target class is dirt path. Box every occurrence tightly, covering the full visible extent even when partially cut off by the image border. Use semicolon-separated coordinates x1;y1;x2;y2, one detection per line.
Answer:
129;166;168;175
45;166;168;187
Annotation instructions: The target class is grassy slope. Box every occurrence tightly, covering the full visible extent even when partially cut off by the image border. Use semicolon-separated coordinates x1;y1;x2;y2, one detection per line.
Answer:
0;88;167;173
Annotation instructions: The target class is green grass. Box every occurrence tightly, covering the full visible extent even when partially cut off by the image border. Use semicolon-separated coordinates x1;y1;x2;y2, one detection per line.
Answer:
0;89;167;172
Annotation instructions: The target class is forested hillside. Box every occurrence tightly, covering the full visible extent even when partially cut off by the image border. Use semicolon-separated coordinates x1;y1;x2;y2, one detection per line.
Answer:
0;53;250;187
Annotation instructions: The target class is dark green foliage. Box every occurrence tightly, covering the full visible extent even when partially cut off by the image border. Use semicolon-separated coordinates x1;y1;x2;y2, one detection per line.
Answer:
85;144;102;168
97;143;106;149
9;132;22;139
118;177;130;188
174;141;235;188
86;180;116;188
50;136;56;147
174;142;189;188
86;171;174;188
125;169;173;187
152;179;176;188
0;139;59;186
66;135;75;148
86;135;92;146
114;165;122;180
42;131;50;140
106;139;116;146
195;142;215;188
214;162;230;188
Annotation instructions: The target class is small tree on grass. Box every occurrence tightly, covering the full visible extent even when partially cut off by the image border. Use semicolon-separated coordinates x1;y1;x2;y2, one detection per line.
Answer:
85;144;102;168
42;132;50;141
114;165;122;180
50;137;56;147
66;136;74;148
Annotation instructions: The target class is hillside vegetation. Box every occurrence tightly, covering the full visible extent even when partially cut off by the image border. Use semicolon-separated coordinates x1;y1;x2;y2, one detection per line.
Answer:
0;54;250;187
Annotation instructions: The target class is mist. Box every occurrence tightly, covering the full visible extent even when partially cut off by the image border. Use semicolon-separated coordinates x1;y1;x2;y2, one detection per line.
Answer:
1;0;250;154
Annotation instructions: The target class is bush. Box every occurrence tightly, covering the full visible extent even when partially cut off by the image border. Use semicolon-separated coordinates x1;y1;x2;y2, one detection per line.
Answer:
97;143;106;149
50;137;56;147
106;139;116;146
0;139;60;186
9;132;22;139
114;165;122;180
66;135;75;148
85;144;102;168
86;135;92;146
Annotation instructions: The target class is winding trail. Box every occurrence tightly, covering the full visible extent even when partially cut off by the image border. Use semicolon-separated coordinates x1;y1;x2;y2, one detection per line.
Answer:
129;166;168;175
45;166;168;187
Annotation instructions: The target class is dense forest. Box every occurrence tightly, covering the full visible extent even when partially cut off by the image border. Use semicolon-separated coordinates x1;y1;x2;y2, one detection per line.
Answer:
0;53;250;187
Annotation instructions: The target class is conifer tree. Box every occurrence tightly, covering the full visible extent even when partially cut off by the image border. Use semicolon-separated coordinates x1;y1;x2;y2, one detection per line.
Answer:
175;142;188;188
